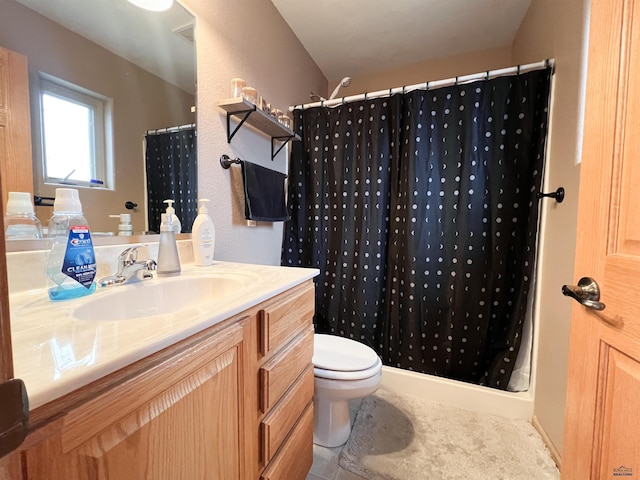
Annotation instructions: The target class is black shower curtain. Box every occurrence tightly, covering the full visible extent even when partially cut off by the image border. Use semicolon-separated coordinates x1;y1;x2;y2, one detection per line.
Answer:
145;127;197;233
282;69;551;389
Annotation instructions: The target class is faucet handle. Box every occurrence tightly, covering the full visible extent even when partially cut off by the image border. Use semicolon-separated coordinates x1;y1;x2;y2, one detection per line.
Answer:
144;259;157;271
119;245;142;266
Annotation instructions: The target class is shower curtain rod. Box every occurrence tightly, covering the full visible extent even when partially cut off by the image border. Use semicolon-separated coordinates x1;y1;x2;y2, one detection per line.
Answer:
290;59;554;111
145;123;196;135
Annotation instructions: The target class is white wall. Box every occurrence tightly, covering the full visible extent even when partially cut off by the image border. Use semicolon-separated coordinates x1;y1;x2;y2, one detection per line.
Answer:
512;0;588;459
181;0;326;266
329;46;513;96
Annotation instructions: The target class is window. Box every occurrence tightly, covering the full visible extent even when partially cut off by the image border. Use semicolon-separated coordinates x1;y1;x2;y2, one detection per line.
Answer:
38;73;113;189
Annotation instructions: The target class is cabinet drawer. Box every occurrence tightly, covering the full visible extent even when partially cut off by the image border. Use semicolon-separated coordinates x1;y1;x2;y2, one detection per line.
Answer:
261;365;314;465
260;282;314;356
260;326;314;413
260;403;313;480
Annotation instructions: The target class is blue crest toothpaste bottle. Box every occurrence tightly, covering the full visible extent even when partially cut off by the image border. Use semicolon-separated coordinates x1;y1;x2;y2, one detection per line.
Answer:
46;188;97;301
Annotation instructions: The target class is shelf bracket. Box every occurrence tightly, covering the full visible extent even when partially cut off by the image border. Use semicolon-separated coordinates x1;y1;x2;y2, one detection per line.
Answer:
271;135;295;160
226;105;257;143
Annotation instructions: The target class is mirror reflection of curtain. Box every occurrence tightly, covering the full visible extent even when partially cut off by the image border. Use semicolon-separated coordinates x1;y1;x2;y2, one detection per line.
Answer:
145;127;197;233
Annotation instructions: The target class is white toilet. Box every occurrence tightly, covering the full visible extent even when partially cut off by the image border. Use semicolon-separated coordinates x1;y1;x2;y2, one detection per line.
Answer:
312;334;383;447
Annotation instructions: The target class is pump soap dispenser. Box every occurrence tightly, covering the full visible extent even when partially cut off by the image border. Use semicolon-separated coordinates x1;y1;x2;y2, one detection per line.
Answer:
191;199;215;266
163;199;182;233
157;213;181;276
109;214;133;236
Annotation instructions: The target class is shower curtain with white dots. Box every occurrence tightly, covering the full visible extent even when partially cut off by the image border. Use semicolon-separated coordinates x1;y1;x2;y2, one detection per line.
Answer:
145;127;197;233
282;68;551;389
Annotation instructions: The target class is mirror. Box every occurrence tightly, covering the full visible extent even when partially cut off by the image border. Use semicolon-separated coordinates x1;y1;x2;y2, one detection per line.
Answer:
0;0;196;236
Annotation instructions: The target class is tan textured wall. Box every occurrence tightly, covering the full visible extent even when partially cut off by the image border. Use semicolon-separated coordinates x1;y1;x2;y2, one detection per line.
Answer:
0;0;195;233
329;46;512;97
180;0;326;265
512;0;588;458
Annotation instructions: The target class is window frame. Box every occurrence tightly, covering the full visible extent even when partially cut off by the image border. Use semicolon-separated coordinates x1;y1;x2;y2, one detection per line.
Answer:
37;72;114;190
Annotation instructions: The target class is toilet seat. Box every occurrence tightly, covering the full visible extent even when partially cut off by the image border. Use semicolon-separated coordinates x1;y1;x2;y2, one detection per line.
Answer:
313;334;382;380
314;357;382;380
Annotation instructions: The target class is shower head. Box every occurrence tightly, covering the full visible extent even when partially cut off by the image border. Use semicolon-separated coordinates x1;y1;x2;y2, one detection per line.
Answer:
328;76;352;100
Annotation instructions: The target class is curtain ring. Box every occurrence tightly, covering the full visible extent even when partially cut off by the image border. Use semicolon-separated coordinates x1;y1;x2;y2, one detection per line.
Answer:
389;87;393;97
517;65;521;75
402;85;406;95
485;70;490;81
455;76;459;86
320;99;324;107
364;92;368;101
342;96;346;105
426;81;430;91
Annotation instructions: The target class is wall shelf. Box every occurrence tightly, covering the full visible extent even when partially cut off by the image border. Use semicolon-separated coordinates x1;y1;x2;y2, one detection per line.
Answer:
218;97;300;160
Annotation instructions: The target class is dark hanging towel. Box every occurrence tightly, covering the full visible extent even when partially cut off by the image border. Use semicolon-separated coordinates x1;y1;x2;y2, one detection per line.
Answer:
240;161;290;222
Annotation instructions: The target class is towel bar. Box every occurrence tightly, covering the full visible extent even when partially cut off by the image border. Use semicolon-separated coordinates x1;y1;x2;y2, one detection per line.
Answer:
220;154;242;169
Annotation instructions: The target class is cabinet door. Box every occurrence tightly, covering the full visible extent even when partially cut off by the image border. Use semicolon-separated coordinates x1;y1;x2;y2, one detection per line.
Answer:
24;322;247;480
0;451;22;480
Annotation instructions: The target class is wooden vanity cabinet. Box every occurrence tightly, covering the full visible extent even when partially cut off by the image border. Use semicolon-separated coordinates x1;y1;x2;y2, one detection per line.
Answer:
256;282;316;480
21;319;248;480
5;280;315;480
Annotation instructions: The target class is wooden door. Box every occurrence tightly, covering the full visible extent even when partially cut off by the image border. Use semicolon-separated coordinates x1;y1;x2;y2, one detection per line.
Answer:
0;44;32;467
0;43;33;381
0;45;33;212
562;0;640;478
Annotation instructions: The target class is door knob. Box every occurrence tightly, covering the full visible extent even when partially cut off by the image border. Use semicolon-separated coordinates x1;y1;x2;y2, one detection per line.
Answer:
562;277;606;311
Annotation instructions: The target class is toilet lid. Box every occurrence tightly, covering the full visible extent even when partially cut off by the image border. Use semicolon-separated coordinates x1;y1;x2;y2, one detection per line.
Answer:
313;334;380;372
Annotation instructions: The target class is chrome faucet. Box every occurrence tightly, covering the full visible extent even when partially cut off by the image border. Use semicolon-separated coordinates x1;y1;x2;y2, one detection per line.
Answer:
99;246;157;287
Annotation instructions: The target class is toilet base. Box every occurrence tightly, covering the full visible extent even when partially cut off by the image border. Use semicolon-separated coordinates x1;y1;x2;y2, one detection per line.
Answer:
313;396;352;448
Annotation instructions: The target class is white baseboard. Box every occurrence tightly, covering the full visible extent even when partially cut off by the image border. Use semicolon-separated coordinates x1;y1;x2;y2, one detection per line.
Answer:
532;414;562;469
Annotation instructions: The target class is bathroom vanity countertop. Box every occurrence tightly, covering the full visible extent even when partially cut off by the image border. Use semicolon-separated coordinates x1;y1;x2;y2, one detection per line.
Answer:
9;261;319;410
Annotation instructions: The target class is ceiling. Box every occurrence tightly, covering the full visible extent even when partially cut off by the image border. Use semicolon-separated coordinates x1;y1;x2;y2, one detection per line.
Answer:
270;0;533;83
14;0;195;93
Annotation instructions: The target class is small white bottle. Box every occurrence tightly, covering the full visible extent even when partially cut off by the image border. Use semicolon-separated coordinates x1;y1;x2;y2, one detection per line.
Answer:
4;192;43;240
157;213;181;276
46;188;96;300
109;213;133;236
191;199;215;266
163;199;182;233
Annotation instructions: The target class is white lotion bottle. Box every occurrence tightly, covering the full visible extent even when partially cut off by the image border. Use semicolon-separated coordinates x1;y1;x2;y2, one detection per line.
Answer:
163;199;182;233
191;199;215;266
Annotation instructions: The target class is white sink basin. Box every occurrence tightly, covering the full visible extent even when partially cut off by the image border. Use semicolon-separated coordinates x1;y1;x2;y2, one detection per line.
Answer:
73;275;246;321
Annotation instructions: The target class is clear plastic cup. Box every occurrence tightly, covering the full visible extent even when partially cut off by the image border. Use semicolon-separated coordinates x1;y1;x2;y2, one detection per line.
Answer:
242;86;257;104
231;78;246;97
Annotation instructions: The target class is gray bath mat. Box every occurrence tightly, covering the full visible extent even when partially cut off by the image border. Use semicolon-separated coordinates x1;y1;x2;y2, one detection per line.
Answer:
339;388;559;480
